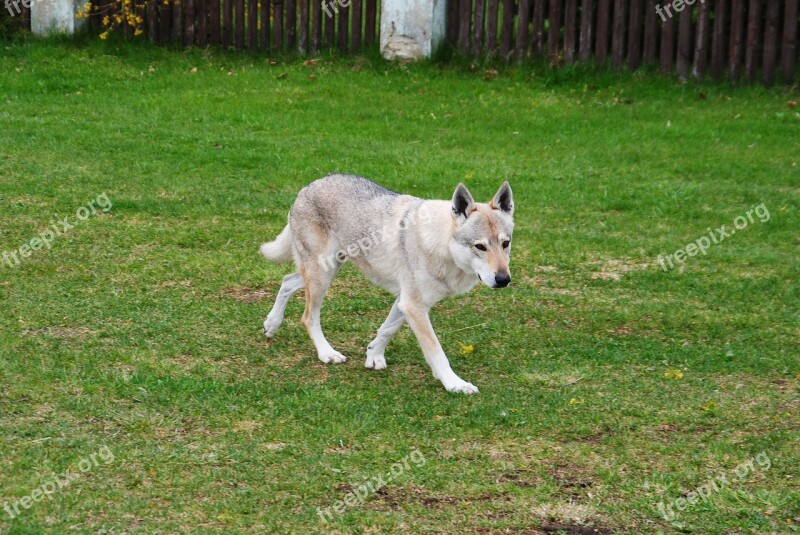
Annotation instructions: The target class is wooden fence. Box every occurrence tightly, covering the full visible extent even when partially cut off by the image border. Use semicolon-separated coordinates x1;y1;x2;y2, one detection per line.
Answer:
13;0;799;86
76;0;381;54
448;0;799;86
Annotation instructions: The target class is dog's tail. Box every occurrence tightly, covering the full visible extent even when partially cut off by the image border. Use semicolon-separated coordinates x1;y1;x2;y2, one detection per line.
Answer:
260;223;294;263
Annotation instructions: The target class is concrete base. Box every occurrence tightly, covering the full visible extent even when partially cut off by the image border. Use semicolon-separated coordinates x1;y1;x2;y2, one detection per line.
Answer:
31;0;86;35
380;0;446;61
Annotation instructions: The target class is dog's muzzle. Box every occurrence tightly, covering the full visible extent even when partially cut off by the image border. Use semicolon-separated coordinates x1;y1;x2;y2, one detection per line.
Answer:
494;273;511;288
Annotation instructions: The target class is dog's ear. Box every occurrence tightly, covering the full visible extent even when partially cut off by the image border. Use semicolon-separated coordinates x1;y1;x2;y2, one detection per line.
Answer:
490;181;513;215
452;183;475;221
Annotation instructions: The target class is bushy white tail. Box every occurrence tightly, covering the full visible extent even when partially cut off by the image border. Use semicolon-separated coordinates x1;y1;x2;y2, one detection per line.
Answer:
260;224;293;263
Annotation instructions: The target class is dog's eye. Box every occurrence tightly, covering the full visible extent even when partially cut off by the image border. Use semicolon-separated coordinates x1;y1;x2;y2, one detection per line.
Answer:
502;240;510;248
474;244;487;252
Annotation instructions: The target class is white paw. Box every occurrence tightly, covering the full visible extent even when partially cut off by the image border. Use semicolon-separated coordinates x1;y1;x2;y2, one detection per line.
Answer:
318;351;348;364
263;317;281;338
442;378;479;394
364;351;387;370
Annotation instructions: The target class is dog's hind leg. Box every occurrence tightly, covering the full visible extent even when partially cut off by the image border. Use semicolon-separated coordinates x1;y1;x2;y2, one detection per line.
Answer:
263;272;305;338
300;262;347;364
365;299;405;370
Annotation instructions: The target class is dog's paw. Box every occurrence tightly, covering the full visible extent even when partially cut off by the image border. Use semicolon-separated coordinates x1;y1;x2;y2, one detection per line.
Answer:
364;351;387;370
443;378;479;395
263;317;281;339
318;351;348;364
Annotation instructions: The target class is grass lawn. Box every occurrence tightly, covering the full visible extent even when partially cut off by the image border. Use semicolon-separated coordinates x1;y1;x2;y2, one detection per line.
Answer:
0;36;798;534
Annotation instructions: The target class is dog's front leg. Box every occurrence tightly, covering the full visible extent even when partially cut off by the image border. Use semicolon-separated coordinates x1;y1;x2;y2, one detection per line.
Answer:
399;300;478;394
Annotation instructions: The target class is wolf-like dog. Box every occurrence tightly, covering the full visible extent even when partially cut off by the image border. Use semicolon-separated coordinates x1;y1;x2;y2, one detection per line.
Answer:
260;174;514;394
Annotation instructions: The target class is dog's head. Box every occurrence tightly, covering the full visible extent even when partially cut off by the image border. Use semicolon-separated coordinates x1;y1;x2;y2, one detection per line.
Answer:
449;182;515;289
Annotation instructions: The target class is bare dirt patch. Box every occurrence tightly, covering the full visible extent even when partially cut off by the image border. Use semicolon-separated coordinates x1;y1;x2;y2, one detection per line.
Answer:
21;326;97;337
223;286;270;303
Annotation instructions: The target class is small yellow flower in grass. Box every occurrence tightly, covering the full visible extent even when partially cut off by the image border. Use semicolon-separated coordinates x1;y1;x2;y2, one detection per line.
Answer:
569;398;584;405
134;28;143;36
457;342;474;355
99;31;109;40
664;368;684;380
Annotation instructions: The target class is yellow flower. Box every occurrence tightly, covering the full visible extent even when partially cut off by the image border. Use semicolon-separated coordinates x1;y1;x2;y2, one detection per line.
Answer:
99;31;108;39
134;28;143;36
569;398;584;405
457;342;474;355
664;368;684;380
102;15;109;25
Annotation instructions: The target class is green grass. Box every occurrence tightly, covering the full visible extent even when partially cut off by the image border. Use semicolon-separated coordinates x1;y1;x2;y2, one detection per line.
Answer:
0;35;798;534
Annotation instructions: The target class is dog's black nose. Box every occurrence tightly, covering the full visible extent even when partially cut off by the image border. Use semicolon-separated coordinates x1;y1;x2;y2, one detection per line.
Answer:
494;273;511;288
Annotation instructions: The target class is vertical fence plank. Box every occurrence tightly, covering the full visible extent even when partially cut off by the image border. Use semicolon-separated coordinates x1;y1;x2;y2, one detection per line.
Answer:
446;0;459;45
744;0;761;83
21;3;30;31
501;0;513;58
458;0;470;55
549;0;561;60
285;0;295;49
222;0;231;46
473;0;486;57
351;0;361;50
273;0;284;51
261;0;270;51
728;0;744;80
247;0;257;49
659;5;674;74
580;0;593;62
643;0;658;64
710;0;727;81
209;0;218;46
148;0;158;43
627;0;641;70
611;0;626;68
565;0;578;63
310;0;321;52
323;1;333;47
184;0;195;46
364;0;376;45
160;1;172;43
761;0;780;87
364;0;378;45
532;0;545;57
487;0;499;53
596;0;610;63
198;0;207;46
676;1;692;80
300;0;310;53
172;0;183;42
234;0;243;48
692;0;709;79
781;0;799;84
337;1;348;50
516;0;529;60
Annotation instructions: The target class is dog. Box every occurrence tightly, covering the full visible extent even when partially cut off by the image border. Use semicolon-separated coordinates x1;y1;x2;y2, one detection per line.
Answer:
260;174;514;394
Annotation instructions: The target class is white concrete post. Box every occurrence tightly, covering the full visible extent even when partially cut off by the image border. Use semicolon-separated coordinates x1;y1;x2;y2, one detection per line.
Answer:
380;0;446;61
31;0;86;35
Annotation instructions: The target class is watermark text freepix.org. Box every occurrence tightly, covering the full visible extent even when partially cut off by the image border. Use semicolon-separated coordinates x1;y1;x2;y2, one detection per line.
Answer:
2;192;112;269
3;445;115;520
317;447;426;522
655;0;706;23
317;203;438;272
657;202;769;272
657;450;771;521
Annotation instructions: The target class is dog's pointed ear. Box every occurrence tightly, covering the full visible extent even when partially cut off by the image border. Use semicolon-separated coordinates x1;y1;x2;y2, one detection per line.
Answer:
452;183;475;221
490;181;513;215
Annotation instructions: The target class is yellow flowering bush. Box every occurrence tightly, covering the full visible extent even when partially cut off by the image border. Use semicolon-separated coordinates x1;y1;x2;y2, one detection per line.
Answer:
75;0;146;39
